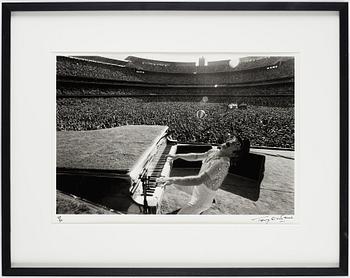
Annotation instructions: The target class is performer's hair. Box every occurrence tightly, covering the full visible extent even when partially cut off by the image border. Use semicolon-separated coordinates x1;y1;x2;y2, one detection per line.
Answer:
230;136;250;166
236;136;250;158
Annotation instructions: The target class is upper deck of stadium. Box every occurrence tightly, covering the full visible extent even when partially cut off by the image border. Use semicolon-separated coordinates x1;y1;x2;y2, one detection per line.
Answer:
57;55;294;86
124;55;292;74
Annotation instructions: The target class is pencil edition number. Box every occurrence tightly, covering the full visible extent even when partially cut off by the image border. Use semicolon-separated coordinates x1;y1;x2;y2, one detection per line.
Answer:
57;216;63;223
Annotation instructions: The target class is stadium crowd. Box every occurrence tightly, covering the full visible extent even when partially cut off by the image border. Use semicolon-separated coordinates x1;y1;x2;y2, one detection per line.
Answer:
57;97;294;149
57;55;295;149
57;84;294;99
126;56;197;73
57;56;142;83
234;57;291;71
57;56;294;86
126;56;293;75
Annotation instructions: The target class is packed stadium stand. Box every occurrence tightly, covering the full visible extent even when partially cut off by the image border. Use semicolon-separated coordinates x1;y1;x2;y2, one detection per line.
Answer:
73;56;128;66
125;56;197;73
57;55;294;87
56;55;294;149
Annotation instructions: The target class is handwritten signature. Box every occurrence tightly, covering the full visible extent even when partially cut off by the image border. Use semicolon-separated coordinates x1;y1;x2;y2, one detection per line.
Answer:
251;215;294;224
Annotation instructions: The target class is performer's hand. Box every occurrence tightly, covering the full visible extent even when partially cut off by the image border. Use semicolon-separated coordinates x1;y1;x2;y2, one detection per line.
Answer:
156;177;166;187
166;154;178;161
156;177;174;187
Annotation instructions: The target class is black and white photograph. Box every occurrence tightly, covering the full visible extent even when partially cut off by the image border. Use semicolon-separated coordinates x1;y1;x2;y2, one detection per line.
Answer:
56;53;295;215
3;1;347;274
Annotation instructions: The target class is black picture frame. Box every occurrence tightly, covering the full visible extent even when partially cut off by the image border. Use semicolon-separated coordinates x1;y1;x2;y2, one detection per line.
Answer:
2;2;348;276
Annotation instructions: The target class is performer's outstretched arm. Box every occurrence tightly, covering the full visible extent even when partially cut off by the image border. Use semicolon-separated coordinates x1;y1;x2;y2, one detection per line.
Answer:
168;151;209;162
157;159;230;188
160;172;209;186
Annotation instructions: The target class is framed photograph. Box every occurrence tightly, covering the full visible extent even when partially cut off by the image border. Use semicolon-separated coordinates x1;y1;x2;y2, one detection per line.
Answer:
2;1;348;276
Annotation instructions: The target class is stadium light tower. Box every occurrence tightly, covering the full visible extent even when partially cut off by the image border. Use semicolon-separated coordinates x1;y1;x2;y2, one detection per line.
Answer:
198;56;206;67
229;57;240;68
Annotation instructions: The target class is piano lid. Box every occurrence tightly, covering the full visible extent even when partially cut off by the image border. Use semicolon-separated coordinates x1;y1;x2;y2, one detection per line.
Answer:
57;125;168;172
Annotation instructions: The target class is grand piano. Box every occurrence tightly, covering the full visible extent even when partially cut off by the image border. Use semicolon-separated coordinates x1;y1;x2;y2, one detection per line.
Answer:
57;125;265;214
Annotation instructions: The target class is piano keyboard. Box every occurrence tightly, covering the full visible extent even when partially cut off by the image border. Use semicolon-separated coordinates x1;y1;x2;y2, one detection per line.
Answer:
132;140;177;213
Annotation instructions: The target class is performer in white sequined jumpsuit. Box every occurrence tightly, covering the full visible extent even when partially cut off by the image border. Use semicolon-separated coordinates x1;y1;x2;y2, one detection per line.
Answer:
157;136;246;214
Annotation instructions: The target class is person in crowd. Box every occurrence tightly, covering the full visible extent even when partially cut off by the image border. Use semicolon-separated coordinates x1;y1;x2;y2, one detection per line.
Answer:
156;135;250;214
